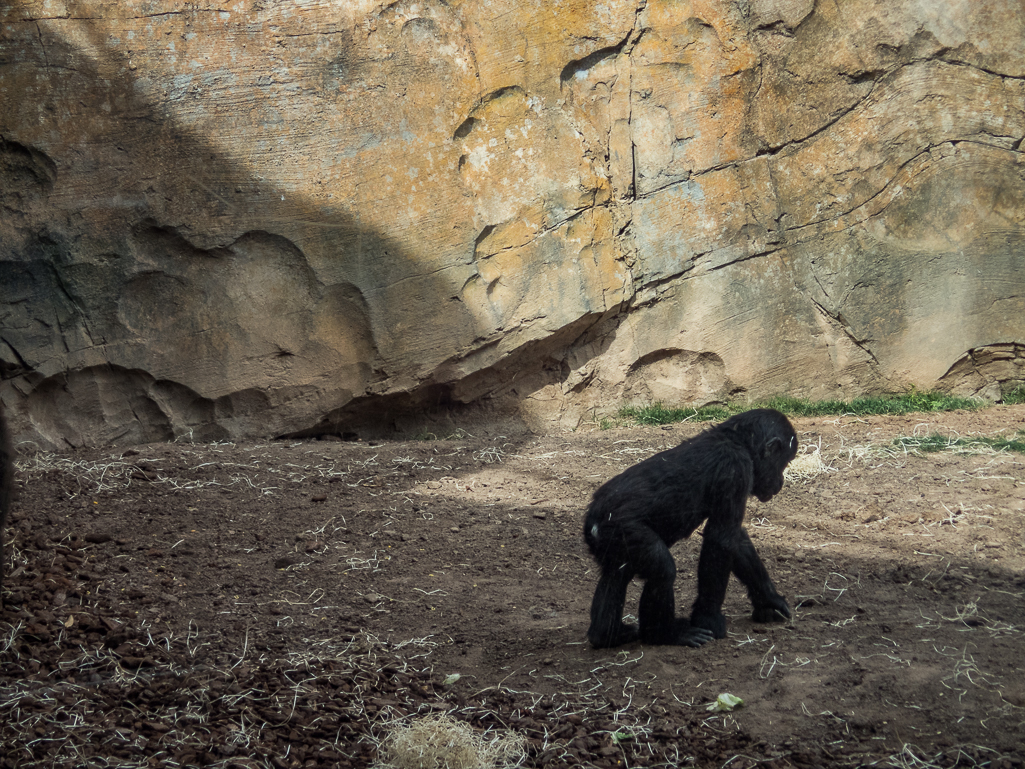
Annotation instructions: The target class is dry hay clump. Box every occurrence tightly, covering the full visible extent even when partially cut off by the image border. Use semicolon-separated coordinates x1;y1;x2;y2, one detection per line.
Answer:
375;714;527;769
785;439;832;481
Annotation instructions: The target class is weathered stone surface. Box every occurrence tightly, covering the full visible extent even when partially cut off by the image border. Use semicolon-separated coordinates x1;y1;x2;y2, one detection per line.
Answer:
0;0;1023;446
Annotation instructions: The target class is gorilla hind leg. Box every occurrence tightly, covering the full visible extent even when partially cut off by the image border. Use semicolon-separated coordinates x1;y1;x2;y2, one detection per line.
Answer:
587;568;638;648
636;542;677;645
638;538;714;647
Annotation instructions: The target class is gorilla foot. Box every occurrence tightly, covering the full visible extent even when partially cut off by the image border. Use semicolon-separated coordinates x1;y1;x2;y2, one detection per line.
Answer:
588;622;640;649
690;610;728;640
640;618;716;647
672;618;715;648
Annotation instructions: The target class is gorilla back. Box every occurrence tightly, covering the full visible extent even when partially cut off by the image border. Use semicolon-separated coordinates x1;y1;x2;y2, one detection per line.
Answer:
584;408;798;648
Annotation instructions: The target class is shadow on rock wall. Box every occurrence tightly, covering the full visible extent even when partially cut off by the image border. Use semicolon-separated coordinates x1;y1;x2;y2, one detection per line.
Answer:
3;2;1025;449
0;4;641;449
0;11;514;448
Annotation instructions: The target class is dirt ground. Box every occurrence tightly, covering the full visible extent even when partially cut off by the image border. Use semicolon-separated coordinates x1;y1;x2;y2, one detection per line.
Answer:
2;406;1024;768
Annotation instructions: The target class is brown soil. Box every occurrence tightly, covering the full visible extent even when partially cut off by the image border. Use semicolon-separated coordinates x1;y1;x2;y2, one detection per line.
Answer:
2;406;1024;768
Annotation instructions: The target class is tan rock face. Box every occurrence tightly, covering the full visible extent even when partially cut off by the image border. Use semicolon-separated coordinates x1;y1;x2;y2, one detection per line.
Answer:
1;0;1023;446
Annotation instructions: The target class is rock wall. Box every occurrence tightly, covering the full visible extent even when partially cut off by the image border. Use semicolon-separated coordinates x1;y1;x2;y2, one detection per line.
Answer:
1;0;1023;447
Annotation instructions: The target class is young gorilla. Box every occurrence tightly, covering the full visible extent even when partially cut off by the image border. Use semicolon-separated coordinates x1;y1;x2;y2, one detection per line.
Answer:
584;408;798;648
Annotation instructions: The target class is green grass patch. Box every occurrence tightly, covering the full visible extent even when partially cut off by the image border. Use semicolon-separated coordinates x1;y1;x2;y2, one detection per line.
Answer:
1003;385;1025;405
617;402;740;426
617;390;983;427
894;432;1025;455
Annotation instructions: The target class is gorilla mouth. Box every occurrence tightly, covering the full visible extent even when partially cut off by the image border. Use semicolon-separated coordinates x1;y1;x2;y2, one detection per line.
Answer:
755;483;783;502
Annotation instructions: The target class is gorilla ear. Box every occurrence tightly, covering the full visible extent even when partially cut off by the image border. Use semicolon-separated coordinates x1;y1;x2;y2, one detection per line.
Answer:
763;436;784;457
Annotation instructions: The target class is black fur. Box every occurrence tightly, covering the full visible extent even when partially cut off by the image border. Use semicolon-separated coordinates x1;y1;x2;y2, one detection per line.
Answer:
584;408;798;648
0;405;12;605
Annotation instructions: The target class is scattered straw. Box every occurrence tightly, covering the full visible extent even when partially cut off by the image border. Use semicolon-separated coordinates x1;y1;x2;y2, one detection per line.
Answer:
374;714;526;769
